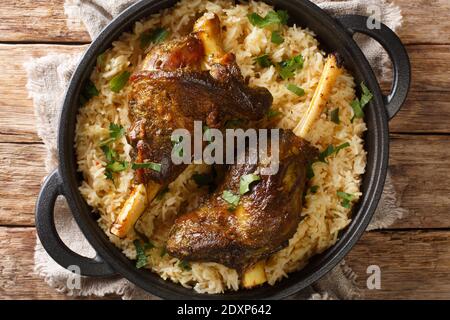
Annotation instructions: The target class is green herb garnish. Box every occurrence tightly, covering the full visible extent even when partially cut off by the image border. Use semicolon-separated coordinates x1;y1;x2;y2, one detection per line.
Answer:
222;190;240;210
286;84;305;96
140;28;170;49
318;142;350;163
267;108;282;119
330;108;340;124
239;174;261;195
101;145;117;163
271;30;284;44
337;191;354;209
248;10;289;28
350;82;373;121
278;54;304;80
254;54;273;68
99;123;125;146
97;52;106;70
134;240;154;269
110;71;131;93
178;260;191;271
106;161;128;172
132;162;162;172
80;80;99;105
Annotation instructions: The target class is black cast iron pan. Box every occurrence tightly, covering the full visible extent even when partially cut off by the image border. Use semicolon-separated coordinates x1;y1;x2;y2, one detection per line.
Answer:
35;0;410;299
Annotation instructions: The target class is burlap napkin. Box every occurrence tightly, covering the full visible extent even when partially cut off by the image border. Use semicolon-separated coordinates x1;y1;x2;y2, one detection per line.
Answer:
26;0;406;300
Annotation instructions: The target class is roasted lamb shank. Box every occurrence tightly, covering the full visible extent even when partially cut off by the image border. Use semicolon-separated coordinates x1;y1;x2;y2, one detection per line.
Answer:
166;130;318;272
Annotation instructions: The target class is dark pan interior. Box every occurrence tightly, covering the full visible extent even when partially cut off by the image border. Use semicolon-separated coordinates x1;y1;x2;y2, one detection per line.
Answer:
58;0;389;299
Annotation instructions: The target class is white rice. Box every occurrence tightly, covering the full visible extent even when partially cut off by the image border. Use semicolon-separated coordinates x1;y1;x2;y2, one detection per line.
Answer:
75;0;366;294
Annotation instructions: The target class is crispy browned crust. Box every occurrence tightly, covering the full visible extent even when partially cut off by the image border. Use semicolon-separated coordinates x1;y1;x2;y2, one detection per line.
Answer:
166;130;318;271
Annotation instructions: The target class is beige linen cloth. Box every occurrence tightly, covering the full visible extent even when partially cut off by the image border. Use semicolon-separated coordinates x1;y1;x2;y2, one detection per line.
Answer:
25;0;405;300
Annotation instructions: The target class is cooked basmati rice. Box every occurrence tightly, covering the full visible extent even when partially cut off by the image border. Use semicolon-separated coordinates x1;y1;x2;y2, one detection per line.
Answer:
75;0;366;294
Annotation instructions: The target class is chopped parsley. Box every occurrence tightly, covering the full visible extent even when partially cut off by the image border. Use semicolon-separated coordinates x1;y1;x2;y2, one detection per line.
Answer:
100;123;125;146
222;190;240;210
330;108;340;124
79;80;99;105
101;145;116;163
254;54;273;68
134;239;154;269
140;27;170;49
247;10;288;28
110;71;131;93
337;191;354;209
132;162;162;172
278;54;304;80
267;108;282;119
106;161;128;172
350;82;373;121
239;174;261;195
318;142;350;163
271;30;284;44
286;84;305;96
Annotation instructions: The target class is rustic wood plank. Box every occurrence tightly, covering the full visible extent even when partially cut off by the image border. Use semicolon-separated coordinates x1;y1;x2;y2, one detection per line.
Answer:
393;0;450;45
0;0;448;45
0;227;117;299
346;230;450;299
0;0;90;43
0;44;86;143
0;142;46;226
1;227;449;299
388;134;450;229
1;135;449;228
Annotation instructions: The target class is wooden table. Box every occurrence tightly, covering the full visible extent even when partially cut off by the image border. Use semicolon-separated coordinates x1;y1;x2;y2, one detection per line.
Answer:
0;0;449;300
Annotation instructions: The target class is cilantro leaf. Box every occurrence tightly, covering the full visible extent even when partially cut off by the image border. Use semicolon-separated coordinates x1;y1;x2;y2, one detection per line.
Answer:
278;54;304;79
140;28;170;49
239;174;261;195
286;84;305;96
267;108;282;119
134;239;153;269
109;123;125;140
254;54;273;68
222;190;240;209
106;161;128;172
271;31;284;44
318;143;350;163
132;162;162;172
101;145;117;163
330;108;340;124
248;10;289;28
337;191;354;209
79;80;99;105
360;82;373;108
110;71;131;93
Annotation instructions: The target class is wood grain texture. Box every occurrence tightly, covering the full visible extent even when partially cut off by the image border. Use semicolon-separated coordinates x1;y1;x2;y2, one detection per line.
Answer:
0;227;116;299
0;0;449;45
0;0;90;43
1;135;449;228
345;230;450;299
0;44;86;143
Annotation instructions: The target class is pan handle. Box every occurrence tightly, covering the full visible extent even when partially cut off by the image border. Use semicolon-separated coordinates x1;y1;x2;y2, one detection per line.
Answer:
337;15;411;120
35;169;116;277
